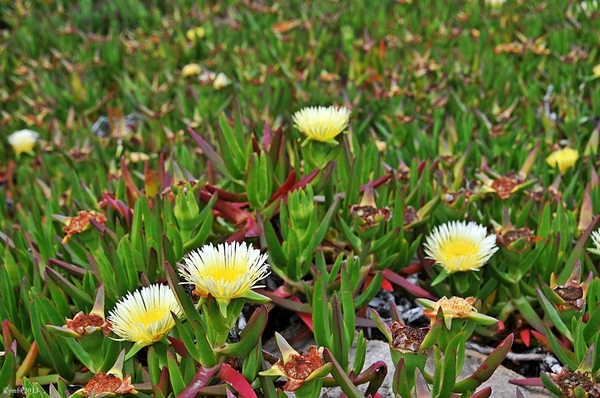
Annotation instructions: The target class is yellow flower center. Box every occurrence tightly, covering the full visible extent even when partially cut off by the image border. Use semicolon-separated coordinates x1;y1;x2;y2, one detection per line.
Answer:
138;309;164;326
205;265;242;284
439;239;478;259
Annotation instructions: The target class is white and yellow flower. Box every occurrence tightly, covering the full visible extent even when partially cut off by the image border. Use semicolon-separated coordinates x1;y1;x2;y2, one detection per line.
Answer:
589;230;600;255
485;0;506;8
107;284;182;347
8;129;38;156
424;220;498;273
182;63;202;77
546;147;579;174
186;26;205;42
212;72;231;89
179;242;270;305
292;106;351;144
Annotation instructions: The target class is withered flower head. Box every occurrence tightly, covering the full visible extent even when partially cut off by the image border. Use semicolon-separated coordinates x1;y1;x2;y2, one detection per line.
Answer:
548;367;600;398
494;207;541;253
66;312;112;337
496;227;535;247
259;333;331;392
73;350;137;398
79;373;136;397
549;261;592;312
403;206;419;227
419;296;498;329
553;286;584;312
390;320;429;354
54;210;108;244
350;186;391;230
47;285;111;339
423;296;477;319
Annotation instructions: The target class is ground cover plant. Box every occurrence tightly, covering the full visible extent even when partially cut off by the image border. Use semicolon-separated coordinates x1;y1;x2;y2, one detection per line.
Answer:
1;0;600;396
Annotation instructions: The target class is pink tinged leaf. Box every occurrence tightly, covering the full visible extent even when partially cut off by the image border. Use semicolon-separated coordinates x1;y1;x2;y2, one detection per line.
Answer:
454;334;514;393
262;123;272;150
205;184;248;202
470;387;492;398
509;378;544;387
168;336;188;358
177;365;220;398
578;183;594;232
289;169;320;192
102;193;133;225
519;329;531;347
120;157;141;204
268;170;297;202
48;258;86;277
188;127;231;179
360;174;392;191
217;363;257;398
381;269;437;300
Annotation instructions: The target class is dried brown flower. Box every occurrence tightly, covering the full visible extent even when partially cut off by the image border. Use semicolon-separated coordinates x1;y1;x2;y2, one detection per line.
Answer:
281;346;325;391
390;321;429;353
60;210;108;243
549;368;600;398
80;373;137;397
65;311;112;336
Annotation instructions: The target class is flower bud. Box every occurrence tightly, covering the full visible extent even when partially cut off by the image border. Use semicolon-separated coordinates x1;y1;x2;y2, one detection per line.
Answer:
174;188;200;231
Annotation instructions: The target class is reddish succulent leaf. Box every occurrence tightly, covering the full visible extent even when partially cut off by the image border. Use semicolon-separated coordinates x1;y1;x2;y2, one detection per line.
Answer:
519;328;531;347
360;174;391;191
205;184;248;202
120;157;141;205
381;277;393;292
48;258;86;277
509;378;544;386
178;365;220;398
168;336;188;358
216;363;257;398
381;269;437;300
400;263;423;276
289;169;320;192
268;170;297;202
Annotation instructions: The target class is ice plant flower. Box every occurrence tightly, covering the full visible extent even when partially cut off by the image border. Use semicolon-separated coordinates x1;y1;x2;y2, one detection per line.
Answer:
419;296;498;329
212;72;231;89
182;63;201;77
485;0;506;8
8;129;38;156
546;147;579;174
292;105;351;144
259;333;331;392
71;350;137;397
186;26;205;42
589;230;600;255
107;284;182;347
423;220;498;273
179;242;270;304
